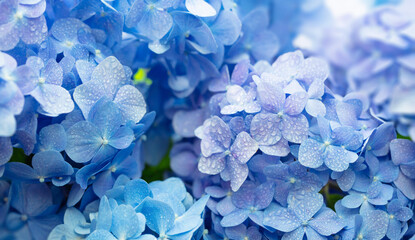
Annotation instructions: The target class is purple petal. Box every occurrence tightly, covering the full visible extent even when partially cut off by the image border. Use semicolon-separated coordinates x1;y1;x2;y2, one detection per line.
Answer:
250;113;281;146
281;114;308;143
230;132;258;164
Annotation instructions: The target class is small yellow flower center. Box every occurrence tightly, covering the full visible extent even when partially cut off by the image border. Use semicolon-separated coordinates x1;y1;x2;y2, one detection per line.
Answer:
14;12;23;20
289;177;296;183
39;177;45;183
65;41;74;47
38;77;46;84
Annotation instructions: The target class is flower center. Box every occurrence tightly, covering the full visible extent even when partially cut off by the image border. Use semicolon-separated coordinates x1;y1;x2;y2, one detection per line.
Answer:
110;166;117;173
289;177;296;183
21;214;28;221
38;77;46;84
65;41;74;47
39;176;45;183
14;12;23;20
102;138;109;145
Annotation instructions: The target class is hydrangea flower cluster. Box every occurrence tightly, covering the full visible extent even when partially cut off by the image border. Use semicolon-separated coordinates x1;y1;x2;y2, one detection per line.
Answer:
48;176;208;240
0;0;414;240
170;50;415;239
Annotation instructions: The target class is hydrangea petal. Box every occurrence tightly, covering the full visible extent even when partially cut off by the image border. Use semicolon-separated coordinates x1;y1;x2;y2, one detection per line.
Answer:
185;0;216;17
281;114;308;143
66;121;102;163
299;138;324;168
250;113;281;146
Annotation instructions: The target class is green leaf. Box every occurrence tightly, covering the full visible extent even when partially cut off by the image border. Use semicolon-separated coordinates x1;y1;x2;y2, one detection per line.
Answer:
141;141;172;182
397;133;411;140
9;148;29;164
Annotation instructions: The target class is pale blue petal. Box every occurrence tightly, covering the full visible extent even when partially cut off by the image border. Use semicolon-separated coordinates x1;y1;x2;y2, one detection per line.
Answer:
309;208;344;236
185;0;216;17
288;192;323;222
325;146;358;172
281;114;308;143
198;154;226;175
298;138;324;169
220;209;249;227
66;121;102;163
111;205;144;239
230;132;258;164
250;113;281;146
263;203;301;232
86;230;116;240
30;84;74;116
137;199;175;234
305;99;326;117
113;85;146;124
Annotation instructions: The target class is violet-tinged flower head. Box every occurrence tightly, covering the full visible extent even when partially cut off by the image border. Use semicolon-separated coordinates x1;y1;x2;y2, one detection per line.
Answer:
0;52;35;137
5;182;61;240
4;150;73;186
25;56;75;116
71;0;124;47
196;116;258;191
204;181;236;217
224;224;262;240
264;161;323;206
0;0;48;51
227;8;280;62
299;116;362;172
125;0;178;42
66;98;134;164
390;139;415;200
385;199;413;239
341;181;394;213
50;18;93;59
73;56;147;124
362;122;396;173
350;210;390;240
220;181;274;228
263;192;344;239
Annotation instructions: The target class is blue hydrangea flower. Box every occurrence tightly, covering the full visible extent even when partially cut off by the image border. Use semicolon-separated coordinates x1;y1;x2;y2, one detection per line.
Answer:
88;196;147;240
220;181;274;228
390;139;415;200
253;74;309;144
125;0;177;42
341;183;394;213
48;207;91;240
0;52;35;137
66;98;134;163
299;116;362;171
0;0;48;51
363;122;396;173
50;18;92;59
4;150;73;186
349;210;390;240
227;8;279;62
5;182;61;240
196;116;258;191
263;192;344;239
204;182;236;217
73;56;146;124
224;224;261;240
385;199;413;239
264;161;323;206
25;56;74;116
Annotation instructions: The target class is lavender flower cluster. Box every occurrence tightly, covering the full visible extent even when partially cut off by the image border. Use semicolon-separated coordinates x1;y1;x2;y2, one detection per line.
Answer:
0;0;414;240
